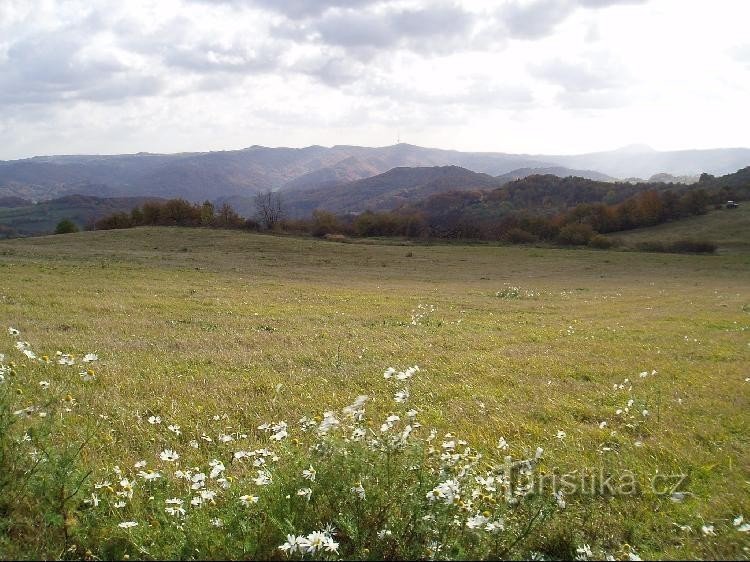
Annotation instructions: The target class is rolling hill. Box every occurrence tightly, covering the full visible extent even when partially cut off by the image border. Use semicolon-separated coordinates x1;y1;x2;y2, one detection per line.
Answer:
283;165;504;216
2;143;749;204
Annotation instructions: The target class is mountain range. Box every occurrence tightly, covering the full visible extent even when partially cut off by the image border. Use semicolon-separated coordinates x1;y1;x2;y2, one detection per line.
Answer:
2;143;749;206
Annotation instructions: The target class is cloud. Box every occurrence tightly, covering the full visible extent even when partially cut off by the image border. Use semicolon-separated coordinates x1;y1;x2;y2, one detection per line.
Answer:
299;3;478;55
0;30;164;105
501;0;577;39
531;58;620;92
531;56;629;109
500;0;649;40
248;0;377;19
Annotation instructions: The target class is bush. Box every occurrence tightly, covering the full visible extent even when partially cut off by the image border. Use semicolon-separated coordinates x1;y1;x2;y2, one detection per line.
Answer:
668;239;717;254
556;223;595;246
588;235;614;249
54;219;79;234
504;228;538;244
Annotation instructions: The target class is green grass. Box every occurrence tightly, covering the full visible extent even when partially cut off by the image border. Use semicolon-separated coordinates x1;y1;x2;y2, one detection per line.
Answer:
0;227;749;559
611;204;750;254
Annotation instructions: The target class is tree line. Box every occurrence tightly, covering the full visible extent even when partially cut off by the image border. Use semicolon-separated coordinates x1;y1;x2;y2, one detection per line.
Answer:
88;167;748;249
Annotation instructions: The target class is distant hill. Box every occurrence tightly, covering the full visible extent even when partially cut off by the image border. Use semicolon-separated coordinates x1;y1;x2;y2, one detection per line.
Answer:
543;145;750;178
0;194;163;238
648;173;699;184
1;143;749;203
283;166;503;216
403;166;750;227
496;166;615;184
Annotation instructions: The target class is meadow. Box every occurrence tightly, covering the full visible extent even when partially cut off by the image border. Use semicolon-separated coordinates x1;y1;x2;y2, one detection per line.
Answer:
0;227;748;559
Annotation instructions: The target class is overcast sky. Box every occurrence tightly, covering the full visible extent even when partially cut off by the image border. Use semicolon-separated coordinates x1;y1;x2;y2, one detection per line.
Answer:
1;0;749;159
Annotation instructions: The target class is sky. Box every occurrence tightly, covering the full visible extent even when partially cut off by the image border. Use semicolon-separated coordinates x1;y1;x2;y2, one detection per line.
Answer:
1;0;749;160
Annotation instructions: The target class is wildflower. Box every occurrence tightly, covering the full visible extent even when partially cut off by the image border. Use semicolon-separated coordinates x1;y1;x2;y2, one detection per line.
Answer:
297;487;312;501
485;520;504;533
302;465;316;481
82;353;98;362
118;521;138;529
134;460;146;468
219;433;234;442
57;354;74;366
211;518;223;527
239;494;259;506
159;449;180;462
497;437;509;450
165;506;186;517
394;389;409;403
253;470;271;486
383;367;396;379
8;327;19;336
137;470;162;481
381;414;400;433
279;535;306;555
466;513;489;529
190;496;202;507
535;447;544;460
323;537;340;553
377;529;393;539
343;395;369;418
351;427;366;440
80;369;95;381
148;415;161;425
351;482;366;499
168;424;181;436
701;524;716;536
200;489;217;502
23;349;37;360
39;380;50;389
576;544;593;560
733;515;750;532
191;472;206;490
428;479;460;505
556;430;566;440
318;411;339;435
209;459;225;478
302;531;327;554
114;501;126;508
599;421;607;429
271;427;288;441
642;409;649;417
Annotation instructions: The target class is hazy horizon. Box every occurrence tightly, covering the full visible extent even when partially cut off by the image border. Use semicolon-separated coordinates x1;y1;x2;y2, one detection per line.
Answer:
5;141;750;163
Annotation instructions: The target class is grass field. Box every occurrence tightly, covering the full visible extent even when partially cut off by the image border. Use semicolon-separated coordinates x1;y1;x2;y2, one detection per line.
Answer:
0;227;748;559
612;204;750;254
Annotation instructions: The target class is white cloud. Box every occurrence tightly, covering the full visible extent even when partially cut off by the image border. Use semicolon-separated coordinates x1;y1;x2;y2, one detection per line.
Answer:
0;0;749;159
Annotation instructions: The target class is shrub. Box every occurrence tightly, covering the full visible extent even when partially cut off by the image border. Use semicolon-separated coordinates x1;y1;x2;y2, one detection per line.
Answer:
504;228;538;244
668;239;717;254
557;223;595;246
54;219;79;234
588;235;614;249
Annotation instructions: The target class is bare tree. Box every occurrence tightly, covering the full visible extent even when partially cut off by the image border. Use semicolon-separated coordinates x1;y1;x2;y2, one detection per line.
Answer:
254;190;284;230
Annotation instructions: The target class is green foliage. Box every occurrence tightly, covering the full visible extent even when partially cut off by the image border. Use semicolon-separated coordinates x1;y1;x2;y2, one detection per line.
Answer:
55;219;80;234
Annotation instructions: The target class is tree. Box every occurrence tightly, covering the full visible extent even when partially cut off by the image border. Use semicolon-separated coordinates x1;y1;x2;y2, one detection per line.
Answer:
254;190;284;230
55;219;79;234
